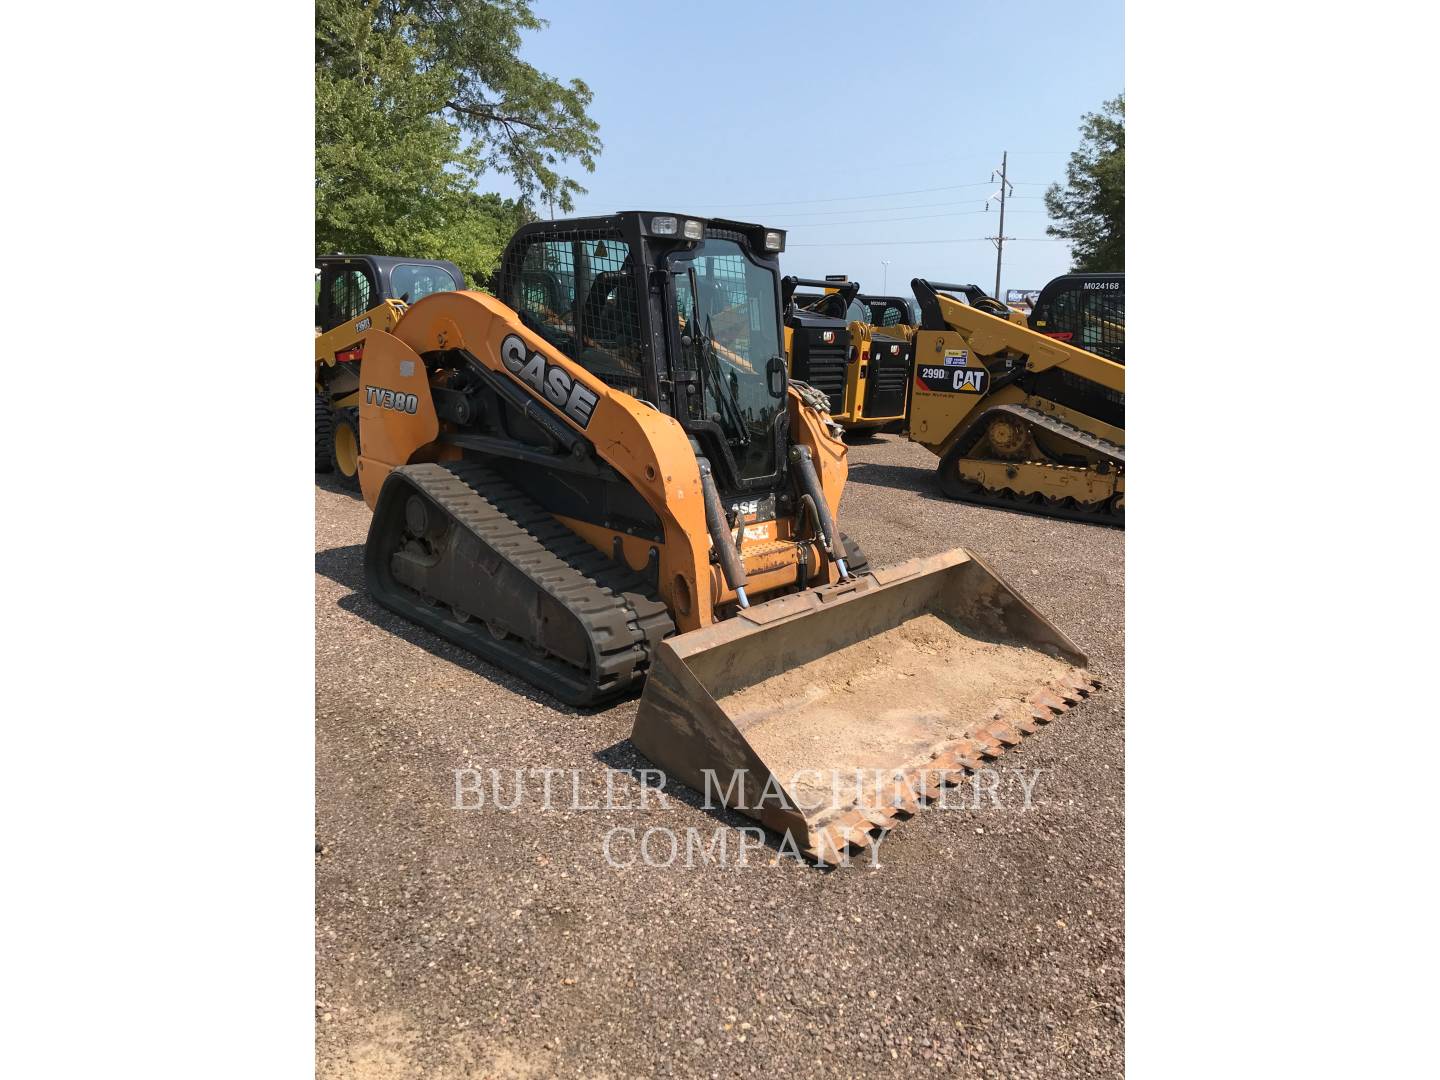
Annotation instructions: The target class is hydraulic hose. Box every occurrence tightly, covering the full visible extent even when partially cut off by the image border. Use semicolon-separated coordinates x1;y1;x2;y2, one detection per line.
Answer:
697;458;750;609
788;445;850;580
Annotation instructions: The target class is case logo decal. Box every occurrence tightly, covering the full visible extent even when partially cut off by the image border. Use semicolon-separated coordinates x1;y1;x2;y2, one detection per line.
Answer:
500;333;599;429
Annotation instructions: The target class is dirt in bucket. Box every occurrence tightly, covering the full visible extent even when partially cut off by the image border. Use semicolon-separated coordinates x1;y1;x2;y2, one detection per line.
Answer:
718;612;1082;809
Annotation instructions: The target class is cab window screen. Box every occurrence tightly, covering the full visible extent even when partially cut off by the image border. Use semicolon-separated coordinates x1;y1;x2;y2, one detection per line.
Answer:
863;300;909;327
1080;292;1125;361
330;270;372;322
505;234;645;396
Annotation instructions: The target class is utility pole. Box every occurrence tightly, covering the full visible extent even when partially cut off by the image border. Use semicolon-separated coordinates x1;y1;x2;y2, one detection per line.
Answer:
988;151;1014;299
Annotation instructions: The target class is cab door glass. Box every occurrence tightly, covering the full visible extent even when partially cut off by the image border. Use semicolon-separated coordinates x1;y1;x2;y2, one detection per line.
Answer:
672;239;783;483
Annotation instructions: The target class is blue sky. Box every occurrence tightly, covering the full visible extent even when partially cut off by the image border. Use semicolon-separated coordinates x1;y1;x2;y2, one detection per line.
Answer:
488;0;1123;298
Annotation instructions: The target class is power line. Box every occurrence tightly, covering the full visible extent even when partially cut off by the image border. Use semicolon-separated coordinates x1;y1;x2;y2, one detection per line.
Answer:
786;209;1043;228
776;197;1009;219
685;180;1006;210
788;237;1068;248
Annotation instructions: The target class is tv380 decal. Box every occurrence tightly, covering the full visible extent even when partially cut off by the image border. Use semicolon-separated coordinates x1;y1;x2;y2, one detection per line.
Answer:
365;385;420;414
915;350;988;395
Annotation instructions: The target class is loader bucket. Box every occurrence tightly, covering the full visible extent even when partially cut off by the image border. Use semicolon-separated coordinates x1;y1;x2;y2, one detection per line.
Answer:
631;549;1099;864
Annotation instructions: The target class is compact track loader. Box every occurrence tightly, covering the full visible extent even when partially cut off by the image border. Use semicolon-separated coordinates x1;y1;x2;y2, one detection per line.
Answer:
351;213;1097;863
906;279;1125;526
316;254;463;488
782;277;912;436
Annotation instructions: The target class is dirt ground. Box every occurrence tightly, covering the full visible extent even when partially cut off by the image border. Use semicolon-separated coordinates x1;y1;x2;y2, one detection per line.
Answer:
315;433;1124;1079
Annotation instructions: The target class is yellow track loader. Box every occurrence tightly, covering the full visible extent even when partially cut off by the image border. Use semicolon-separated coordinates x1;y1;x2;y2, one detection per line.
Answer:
315;254;463;488
350;213;1097;863
782;276;912;436
903;280;1125;526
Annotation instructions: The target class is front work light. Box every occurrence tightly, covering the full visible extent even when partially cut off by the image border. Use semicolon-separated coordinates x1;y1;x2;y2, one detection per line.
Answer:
651;215;678;235
763;230;785;252
683;219;704;240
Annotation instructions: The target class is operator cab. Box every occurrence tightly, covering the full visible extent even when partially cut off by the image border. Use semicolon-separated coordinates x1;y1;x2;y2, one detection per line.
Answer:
497;212;790;496
315;254;464;334
1029;273;1125;364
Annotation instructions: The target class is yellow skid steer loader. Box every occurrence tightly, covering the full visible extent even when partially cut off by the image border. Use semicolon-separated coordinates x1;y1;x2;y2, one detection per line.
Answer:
315;254;463;488
782;276;912;435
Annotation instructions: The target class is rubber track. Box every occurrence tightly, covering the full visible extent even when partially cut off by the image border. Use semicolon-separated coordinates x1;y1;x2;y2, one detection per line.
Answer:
374;461;673;705
941;403;1124;527
954;403;1124;465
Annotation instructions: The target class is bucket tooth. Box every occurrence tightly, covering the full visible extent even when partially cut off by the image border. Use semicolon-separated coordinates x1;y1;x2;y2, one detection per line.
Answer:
981;721;1024;747
929;747;966;772
973;733;1006;757
891;780;923;815
1032;689;1069;714
952;738;988;767
629;548;1096;866
857;805;895;830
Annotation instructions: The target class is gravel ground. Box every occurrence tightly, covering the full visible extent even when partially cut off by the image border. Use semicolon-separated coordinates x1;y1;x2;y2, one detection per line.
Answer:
315;433;1124;1079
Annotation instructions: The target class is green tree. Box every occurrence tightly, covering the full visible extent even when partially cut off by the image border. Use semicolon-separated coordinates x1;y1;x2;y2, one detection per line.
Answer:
315;0;601;284
1045;94;1124;272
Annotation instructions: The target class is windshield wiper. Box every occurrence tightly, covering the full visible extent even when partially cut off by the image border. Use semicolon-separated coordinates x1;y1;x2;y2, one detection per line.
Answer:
685;267;750;445
702;313;751;445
